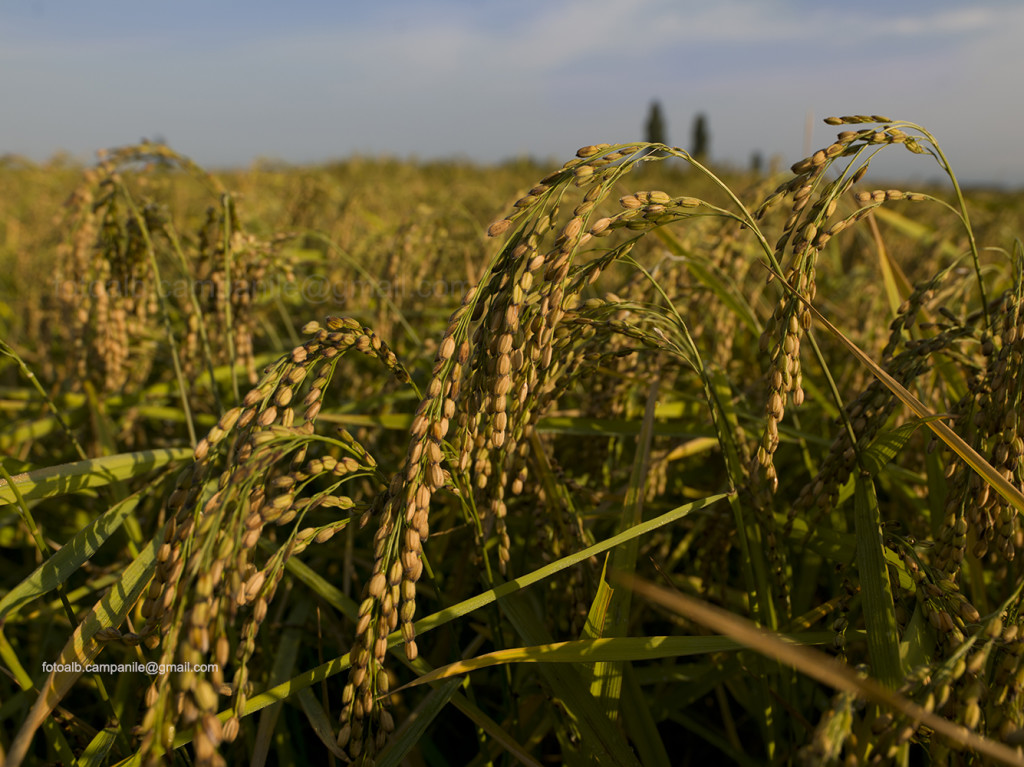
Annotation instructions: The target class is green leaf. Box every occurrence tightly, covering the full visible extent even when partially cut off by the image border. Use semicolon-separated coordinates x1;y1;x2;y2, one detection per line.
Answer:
861;417;945;477
296;687;348;758
595;380;659;721
375;679;464;767
77;727;120;766
497;590;643;766
394;633;838;691
854;474;904;688
5;536;160;767
0;494;140;620
620;575;1024;767
0;448;193;505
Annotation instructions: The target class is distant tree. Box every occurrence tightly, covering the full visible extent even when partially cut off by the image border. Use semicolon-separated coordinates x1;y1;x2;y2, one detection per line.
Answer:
645;101;667;147
751;151;764;175
692;113;709;162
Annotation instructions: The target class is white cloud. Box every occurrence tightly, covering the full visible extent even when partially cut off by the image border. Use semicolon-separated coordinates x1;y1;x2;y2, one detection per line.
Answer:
885;7;999;36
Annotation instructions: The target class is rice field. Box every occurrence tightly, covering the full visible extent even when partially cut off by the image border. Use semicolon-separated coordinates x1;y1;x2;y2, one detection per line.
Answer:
2;116;1024;766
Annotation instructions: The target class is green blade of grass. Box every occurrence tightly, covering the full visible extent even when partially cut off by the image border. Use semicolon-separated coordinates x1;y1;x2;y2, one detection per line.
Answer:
581;556;615;709
0;447;193;505
621;663;673;767
618;574;1024;767
411;492;730;640
496;589;642;766
5;535;160;767
392;633;837;692
872;205;962;261
375;678;464;767
582;557;615;645
593;380;659;722
295;687;348;758
899;602;936;672
861;417;944;477
0;494;140;620
77;727;120;767
0;414;70;452
853;474;904;688
866;210;911;316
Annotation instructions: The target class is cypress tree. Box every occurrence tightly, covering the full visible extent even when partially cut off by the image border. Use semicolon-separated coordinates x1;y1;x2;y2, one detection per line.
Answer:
692;113;709;162
645;101;667;146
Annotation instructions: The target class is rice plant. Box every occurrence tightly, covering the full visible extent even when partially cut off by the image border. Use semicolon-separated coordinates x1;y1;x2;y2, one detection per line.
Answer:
1;115;1024;766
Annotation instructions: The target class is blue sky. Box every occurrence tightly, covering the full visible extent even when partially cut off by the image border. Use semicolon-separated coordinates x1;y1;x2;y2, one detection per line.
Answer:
3;0;1022;186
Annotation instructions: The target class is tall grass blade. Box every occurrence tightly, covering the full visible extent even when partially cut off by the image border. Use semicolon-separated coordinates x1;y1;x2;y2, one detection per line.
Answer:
5;536;159;767
0;448;192;505
496;590;642;766
853;474;904;688
618;574;1024;766
593;381;659;721
0;494;140;620
374;679;463;767
392;633;837;691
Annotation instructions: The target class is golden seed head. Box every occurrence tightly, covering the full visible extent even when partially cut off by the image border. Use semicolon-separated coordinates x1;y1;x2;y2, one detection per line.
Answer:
368;572;387;598
431;418;449;440
257;406;278;427
576;144;608;158
562;216;584;241
193;439;210;462
217;407;242;432
487;218;512;237
427;462;444;489
790;158;813;174
243;387;265;407
439;334;456;361
411;414;429;439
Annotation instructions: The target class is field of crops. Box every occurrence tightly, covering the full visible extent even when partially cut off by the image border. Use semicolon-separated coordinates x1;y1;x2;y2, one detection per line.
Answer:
2;116;1024;766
